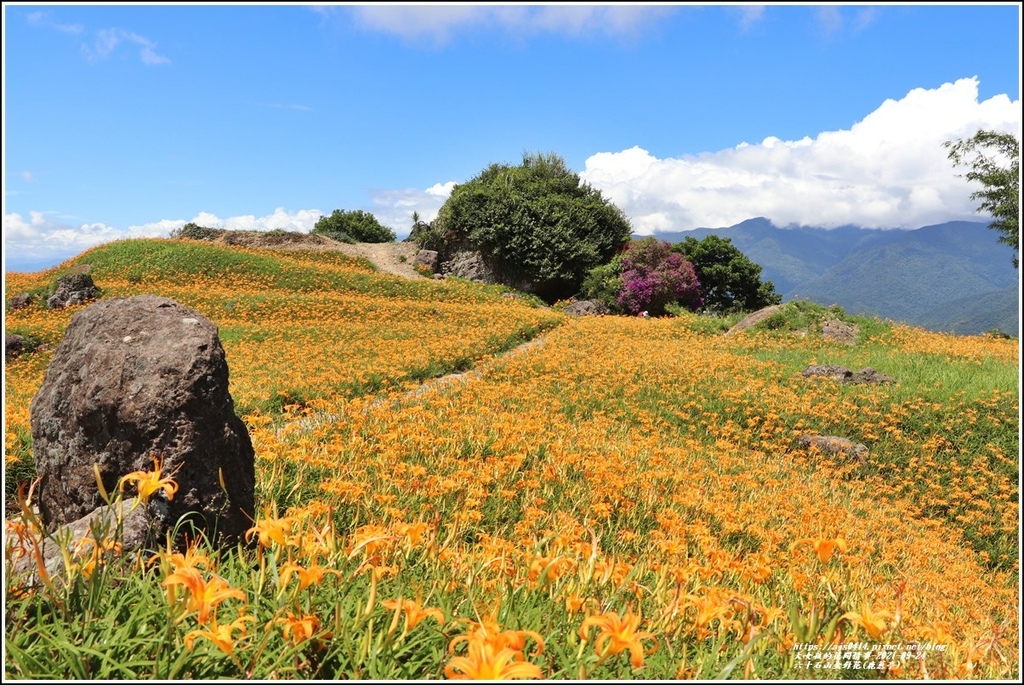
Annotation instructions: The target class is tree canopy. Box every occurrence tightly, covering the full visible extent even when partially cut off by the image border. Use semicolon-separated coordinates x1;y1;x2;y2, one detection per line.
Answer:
424;152;632;302
674;234;782;314
313;209;396;244
945;129;1020;268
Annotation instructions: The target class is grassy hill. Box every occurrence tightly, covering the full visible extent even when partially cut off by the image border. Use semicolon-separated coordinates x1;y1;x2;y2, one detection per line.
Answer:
3;238;1019;679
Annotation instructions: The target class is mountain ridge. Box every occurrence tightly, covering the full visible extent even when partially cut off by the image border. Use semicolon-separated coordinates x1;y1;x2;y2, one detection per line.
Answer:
642;218;1019;335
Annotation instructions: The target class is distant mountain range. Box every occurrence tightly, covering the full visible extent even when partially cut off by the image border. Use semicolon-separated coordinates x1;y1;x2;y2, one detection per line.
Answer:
645;218;1020;336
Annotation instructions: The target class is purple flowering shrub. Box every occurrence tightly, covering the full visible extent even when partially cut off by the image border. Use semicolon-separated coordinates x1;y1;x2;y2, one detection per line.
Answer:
616;238;703;316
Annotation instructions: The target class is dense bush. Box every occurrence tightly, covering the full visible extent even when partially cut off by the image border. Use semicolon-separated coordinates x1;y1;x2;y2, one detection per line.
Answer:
616;238;702;316
580;252;624;310
427;152;632;302
674;235;781;314
313;209;396;244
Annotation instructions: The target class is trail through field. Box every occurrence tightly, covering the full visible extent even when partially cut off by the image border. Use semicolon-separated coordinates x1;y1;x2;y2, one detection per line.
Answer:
330;241;424;280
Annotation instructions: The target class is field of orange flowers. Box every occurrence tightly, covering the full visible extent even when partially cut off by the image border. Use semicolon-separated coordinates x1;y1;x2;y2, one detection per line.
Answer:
4;238;1020;679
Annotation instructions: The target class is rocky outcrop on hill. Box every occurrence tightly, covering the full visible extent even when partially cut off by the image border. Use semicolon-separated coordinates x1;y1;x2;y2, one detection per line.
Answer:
799;365;897;385
30;295;255;549
440;250;496;284
46;273;100;309
563;299;609;316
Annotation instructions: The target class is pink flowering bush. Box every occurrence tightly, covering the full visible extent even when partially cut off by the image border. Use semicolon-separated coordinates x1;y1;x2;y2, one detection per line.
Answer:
616;238;702;316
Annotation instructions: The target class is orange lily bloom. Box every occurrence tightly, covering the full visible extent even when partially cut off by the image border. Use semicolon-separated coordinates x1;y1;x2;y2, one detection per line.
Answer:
163;569;247;624
793;536;848;563
274;610;324;646
245;515;295;548
579;607;658;668
184;615;254;656
382;598;446;632
449;618;544;662
841;601;894;640
278;561;341;592
444;638;543;680
119;456;180;504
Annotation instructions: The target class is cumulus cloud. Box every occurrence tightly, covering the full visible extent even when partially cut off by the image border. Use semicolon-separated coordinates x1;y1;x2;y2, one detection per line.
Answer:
342;4;675;44
578;78;1021;233
369;182;457;237
82;28;170;65
3;208;324;272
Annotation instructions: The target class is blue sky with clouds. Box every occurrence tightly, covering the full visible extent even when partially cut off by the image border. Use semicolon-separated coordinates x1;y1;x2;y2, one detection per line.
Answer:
3;3;1021;272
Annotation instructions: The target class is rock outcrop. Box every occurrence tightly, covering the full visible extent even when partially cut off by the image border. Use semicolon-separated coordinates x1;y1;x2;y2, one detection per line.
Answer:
30;295;255;547
46;273;100;309
563;299;609;316
440;251;496;284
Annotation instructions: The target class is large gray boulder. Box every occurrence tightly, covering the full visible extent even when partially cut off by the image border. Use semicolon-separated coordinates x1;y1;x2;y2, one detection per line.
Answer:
30;295;255;545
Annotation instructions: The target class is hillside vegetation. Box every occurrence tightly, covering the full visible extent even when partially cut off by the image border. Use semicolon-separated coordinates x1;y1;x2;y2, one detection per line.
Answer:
4;238;1019;680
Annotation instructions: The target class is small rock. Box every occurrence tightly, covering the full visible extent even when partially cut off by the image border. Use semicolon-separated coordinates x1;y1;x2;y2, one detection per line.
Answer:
821;318;858;345
796;434;868;465
414;249;439;272
5;334;26;361
563;299;609;316
9;292;34;310
726;305;785;335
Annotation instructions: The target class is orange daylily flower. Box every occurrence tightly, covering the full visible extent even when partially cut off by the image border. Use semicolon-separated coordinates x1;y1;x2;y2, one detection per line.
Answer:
163;568;247;624
382;598;446;632
274;610;325;646
278;561;341;592
841;601;894;640
245;515;296;548
184;615;254;656
445;638;543;680
794;536;848;563
119;456;180;505
579;607;658;668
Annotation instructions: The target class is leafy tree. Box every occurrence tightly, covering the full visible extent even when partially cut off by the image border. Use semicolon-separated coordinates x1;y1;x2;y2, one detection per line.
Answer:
945;130;1020;268
617;238;702;316
428;152;632;302
674;234;782;313
313;209;396;244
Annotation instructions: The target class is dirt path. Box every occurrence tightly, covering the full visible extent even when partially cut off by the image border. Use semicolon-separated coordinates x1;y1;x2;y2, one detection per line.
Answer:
330;242;425;280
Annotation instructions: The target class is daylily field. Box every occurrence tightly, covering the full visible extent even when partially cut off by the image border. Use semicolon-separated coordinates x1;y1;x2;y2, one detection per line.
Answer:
3;238;1020;679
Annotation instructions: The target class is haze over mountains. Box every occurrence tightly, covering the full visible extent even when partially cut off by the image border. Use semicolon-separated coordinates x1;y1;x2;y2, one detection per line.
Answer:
647;219;1019;336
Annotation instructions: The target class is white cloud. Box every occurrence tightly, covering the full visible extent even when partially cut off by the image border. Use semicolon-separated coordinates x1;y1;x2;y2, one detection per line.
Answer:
27;10;84;35
2;208;325;272
733;5;766;31
80;28;170;65
343;4;675;44
578;78;1021;233
369;182;457;237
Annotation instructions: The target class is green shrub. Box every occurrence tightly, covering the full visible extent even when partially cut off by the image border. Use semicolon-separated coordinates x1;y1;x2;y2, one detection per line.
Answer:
313;210;395;244
430;152;632;302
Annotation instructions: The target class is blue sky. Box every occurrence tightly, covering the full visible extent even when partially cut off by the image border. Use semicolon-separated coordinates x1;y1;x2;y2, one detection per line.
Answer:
3;3;1021;272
